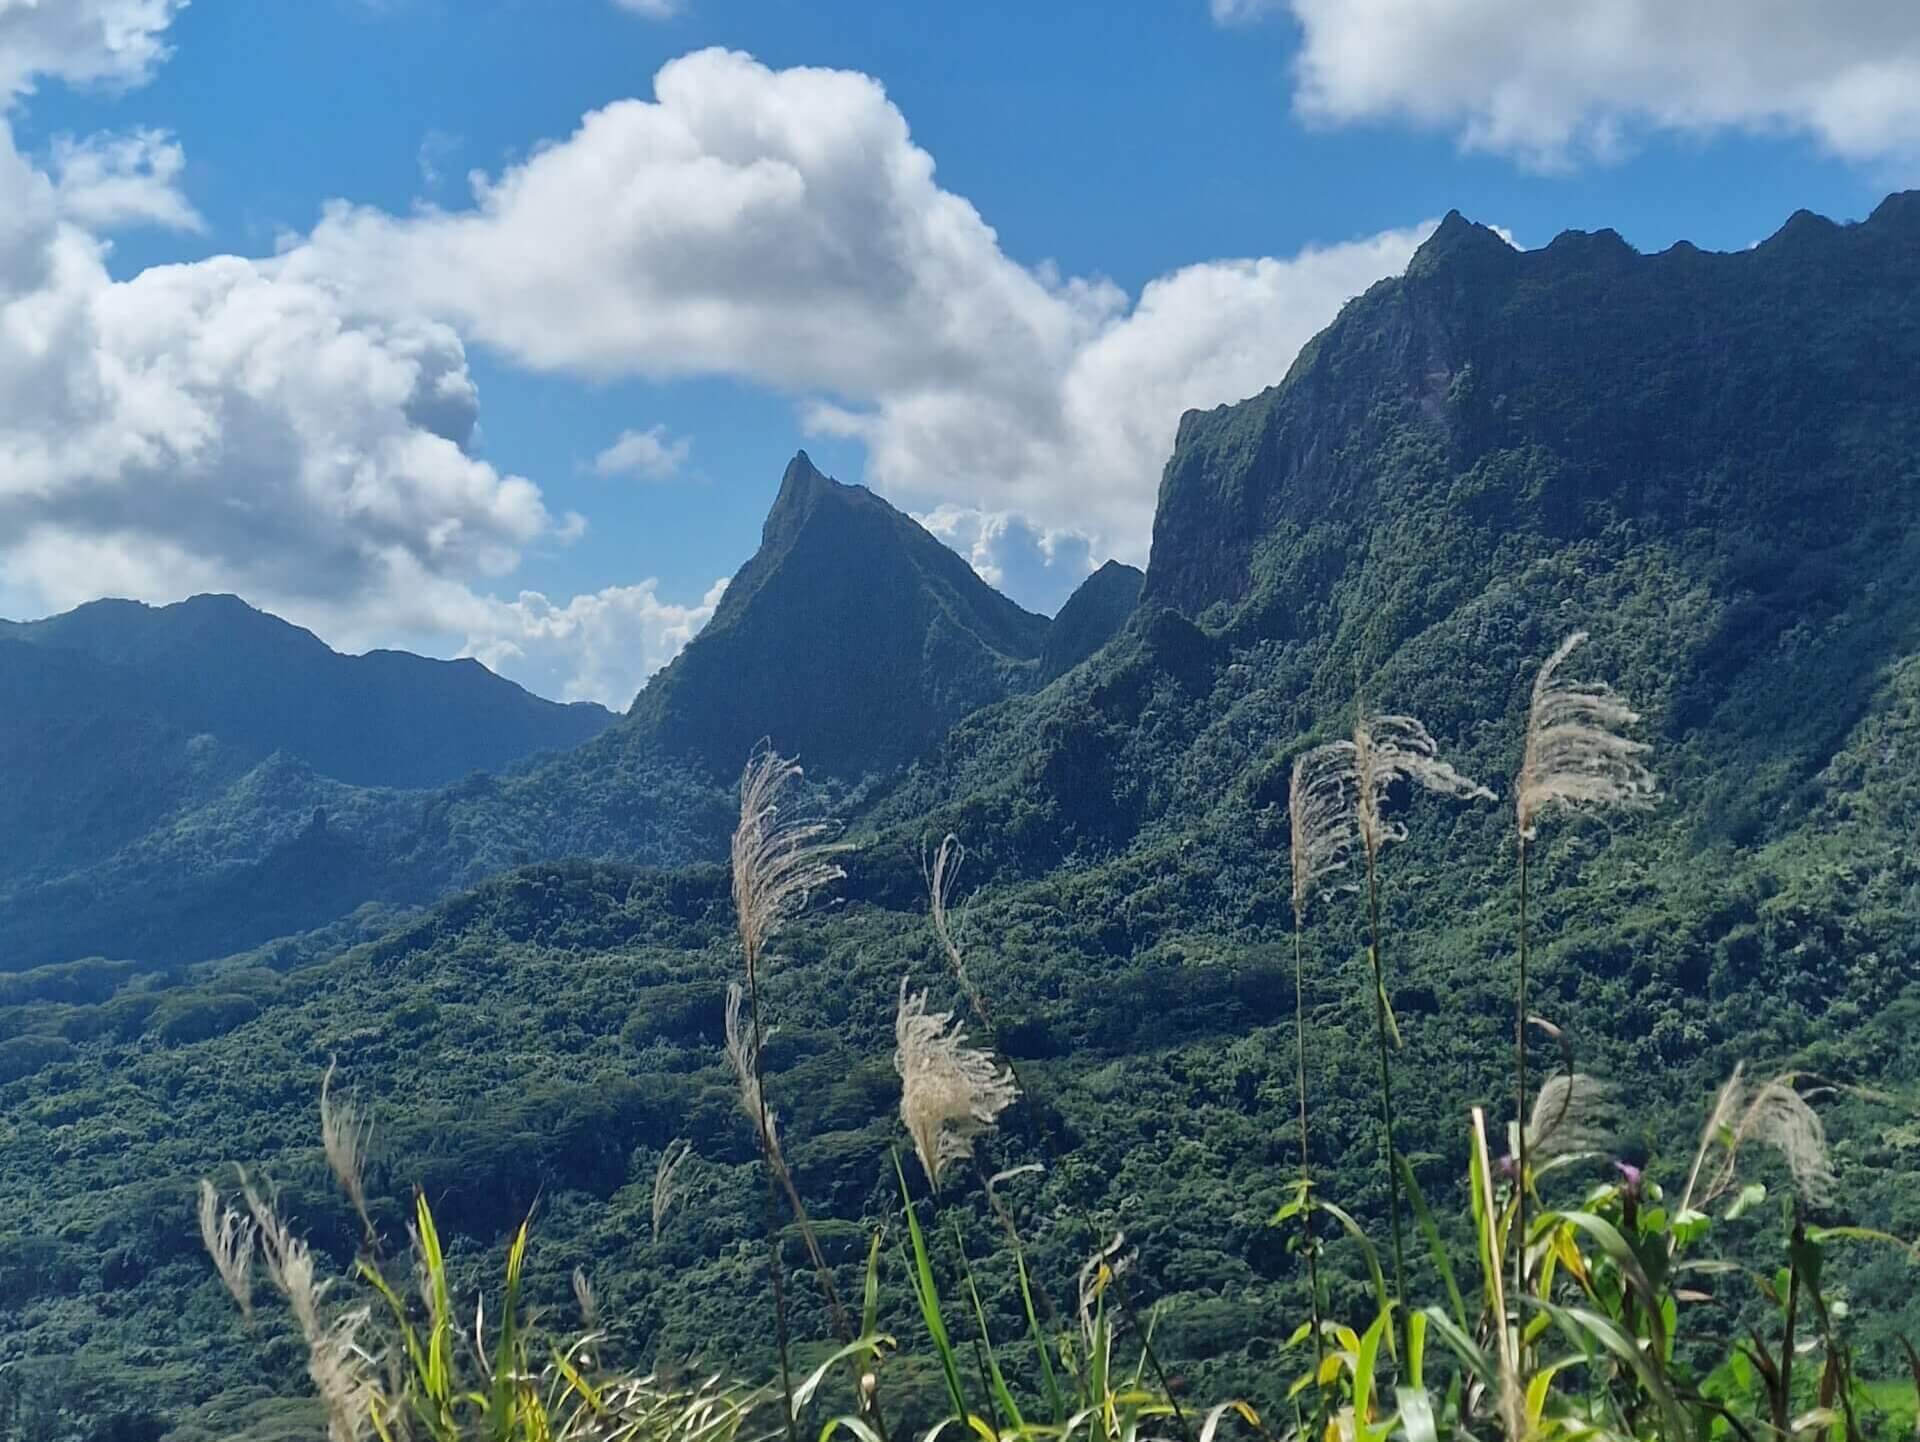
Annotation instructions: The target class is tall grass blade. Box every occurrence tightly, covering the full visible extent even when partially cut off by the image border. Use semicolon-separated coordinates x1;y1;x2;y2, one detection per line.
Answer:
893;1153;971;1425
1016;1246;1066;1426
1398;1154;1468;1336
952;1218;1024;1435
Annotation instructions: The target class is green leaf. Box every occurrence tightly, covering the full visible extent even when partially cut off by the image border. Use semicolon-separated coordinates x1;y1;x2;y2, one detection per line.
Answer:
1724;1184;1768;1222
1531;1297;1688;1441
952;1217;1024;1436
1417;1306;1493;1389
893;1151;971;1426
862;1227;884;1341
1393;1386;1438;1442
1399;1153;1468;1336
1320;1199;1392;1344
1015;1245;1065;1426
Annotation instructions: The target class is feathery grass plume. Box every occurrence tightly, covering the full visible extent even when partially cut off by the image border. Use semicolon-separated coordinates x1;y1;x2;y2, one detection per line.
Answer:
727;752;858;1424
1678;1062;1750;1221
894;975;1018;1192
320;1058;373;1247
1525;1072;1617;1163
1349;702;1494;1352
723;981;778;1159
928;833;990;1024
1515;631;1658;840
1353;708;1496;862
238;1174;376;1442
572;1265;598;1329
652;1138;693;1244
1709;1073;1837;1209
732;747;849;987
1289;741;1361;925
197;1177;256;1321
1510;634;1652;1366
1285;740;1359;1384
925;835;1190;1442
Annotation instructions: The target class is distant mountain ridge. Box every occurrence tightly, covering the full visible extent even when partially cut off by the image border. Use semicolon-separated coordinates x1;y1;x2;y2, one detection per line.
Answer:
2;593;614;790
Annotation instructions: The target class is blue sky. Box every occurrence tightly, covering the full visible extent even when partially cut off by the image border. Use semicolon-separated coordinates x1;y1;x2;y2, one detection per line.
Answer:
0;1;1913;703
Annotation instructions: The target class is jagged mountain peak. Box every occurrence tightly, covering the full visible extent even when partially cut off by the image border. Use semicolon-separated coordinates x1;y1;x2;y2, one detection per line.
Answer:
1040;560;1144;681
1146;191;1920;620
626;453;1047;779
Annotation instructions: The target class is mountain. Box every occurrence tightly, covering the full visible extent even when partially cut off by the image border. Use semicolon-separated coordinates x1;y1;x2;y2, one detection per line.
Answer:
2;593;614;791
1039;560;1143;681
0;456;1052;966
9;197;1920;1438
625;451;1050;779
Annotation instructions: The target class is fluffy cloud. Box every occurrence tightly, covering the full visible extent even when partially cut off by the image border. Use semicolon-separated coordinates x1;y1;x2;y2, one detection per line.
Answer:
288;48;1424;570
0;0;181;97
915;507;1095;616
458;577;728;708
593;424;691;480
0;110;646;703
1269;0;1920;170
0;153;555;601
49;126;201;231
820;223;1432;561
0;6;730;707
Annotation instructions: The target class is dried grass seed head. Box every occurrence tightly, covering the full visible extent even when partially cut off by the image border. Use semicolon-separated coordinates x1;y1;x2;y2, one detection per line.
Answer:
237;1174;375;1442
1516;631;1658;840
894;976;1018;1191
1289;740;1361;924
1353;708;1496;859
1727;1076;1836;1208
723;981;779;1159
1525;1072;1617;1162
731;748;848;975
320;1058;373;1240
652;1138;693;1244
197;1178;256;1320
572;1265;599;1328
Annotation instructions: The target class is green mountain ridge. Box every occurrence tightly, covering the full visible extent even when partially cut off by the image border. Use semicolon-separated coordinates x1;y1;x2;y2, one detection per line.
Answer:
2;593;616;791
5;194;1920;1438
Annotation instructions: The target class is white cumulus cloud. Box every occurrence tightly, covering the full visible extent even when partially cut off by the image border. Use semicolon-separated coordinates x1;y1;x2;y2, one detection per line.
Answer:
914;506;1094;616
0;13;715;706
286;48;1427;575
593;424;691;480
457;577;728;708
0;0;182;97
1264;0;1920;171
49;126;201;231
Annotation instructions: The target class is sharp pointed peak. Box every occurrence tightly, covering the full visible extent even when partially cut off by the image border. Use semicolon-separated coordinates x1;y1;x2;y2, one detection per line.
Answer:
764;449;876;539
1409;210;1517;274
